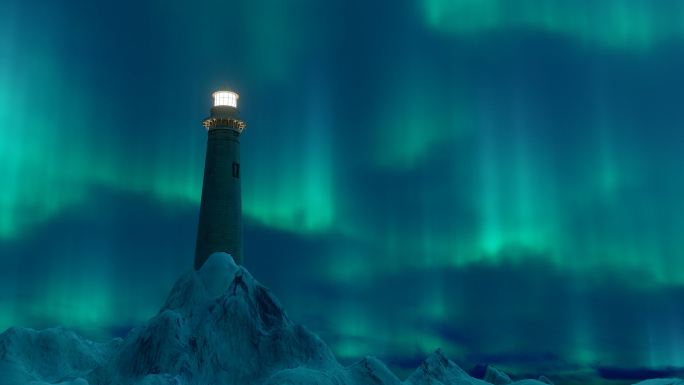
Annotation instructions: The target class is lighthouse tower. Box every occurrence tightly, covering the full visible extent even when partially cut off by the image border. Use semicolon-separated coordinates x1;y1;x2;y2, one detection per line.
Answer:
194;86;246;270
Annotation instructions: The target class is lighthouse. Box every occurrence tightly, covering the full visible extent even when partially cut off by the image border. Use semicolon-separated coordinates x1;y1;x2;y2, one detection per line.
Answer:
194;86;246;270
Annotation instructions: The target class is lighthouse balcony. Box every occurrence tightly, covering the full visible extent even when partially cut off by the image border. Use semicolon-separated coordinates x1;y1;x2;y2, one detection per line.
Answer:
203;116;246;131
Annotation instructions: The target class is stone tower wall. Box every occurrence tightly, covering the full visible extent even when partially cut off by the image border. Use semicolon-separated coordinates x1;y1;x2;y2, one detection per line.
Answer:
194;127;242;269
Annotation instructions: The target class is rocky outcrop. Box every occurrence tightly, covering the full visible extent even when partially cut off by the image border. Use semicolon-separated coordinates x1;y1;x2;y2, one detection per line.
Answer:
86;265;340;385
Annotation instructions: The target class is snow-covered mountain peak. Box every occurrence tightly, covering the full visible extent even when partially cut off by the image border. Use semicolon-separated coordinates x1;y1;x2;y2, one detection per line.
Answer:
0;255;570;385
405;348;490;385
86;261;330;385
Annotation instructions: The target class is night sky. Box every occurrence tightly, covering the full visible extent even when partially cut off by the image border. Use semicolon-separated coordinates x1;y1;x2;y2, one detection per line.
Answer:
2;1;684;384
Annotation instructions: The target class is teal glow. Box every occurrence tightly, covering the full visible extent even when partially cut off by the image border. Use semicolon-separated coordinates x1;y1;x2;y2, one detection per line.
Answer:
419;0;684;51
243;69;336;233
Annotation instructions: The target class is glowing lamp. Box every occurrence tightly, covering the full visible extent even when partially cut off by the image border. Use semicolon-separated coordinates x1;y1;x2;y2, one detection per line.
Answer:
213;88;239;108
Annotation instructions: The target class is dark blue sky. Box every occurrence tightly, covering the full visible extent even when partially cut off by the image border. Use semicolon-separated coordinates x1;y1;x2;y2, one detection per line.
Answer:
2;1;684;384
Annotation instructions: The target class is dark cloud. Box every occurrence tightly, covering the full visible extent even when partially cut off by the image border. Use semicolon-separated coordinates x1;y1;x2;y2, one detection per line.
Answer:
595;366;684;381
413;320;478;347
387;355;428;370
472;351;562;366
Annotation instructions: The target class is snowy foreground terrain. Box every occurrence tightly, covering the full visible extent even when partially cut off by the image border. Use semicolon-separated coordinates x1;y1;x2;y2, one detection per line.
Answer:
0;253;680;385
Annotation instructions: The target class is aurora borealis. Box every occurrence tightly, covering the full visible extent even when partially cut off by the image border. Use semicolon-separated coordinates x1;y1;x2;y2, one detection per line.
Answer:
2;0;684;383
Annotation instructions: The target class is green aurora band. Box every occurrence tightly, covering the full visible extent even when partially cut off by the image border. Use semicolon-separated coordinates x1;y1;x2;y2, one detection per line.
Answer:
2;1;684;384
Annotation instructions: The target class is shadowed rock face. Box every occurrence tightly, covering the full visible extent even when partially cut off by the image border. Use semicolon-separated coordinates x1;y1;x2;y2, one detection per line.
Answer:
0;261;562;385
484;365;512;385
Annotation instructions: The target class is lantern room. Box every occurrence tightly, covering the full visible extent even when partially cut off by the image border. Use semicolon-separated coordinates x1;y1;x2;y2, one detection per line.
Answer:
212;86;239;108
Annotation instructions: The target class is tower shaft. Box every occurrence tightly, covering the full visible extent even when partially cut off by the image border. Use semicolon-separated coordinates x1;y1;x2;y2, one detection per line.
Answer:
194;103;245;270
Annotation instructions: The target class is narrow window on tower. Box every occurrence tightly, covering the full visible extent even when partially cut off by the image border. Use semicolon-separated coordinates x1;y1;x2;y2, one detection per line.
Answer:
232;162;240;178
